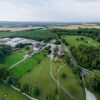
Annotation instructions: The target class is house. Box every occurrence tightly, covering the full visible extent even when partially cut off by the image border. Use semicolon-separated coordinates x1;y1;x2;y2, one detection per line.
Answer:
49;44;65;60
26;50;34;56
33;43;41;51
58;45;65;56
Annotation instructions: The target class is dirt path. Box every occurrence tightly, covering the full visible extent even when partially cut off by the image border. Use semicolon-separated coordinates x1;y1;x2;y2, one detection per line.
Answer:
49;60;74;99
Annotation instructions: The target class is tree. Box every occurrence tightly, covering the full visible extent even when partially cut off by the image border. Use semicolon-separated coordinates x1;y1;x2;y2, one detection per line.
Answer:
61;73;66;78
80;37;84;41
15;43;25;48
0;45;11;63
91;60;97;69
85;70;100;91
6;76;20;88
32;87;40;97
21;84;30;94
76;38;79;41
61;38;69;46
70;45;100;70
25;45;30;51
0;64;9;81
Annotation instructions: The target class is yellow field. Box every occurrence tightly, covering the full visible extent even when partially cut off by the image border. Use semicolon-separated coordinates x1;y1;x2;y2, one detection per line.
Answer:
0;26;44;32
54;24;100;30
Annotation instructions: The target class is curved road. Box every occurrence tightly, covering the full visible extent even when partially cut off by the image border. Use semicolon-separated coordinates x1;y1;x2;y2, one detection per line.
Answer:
85;88;97;100
56;35;97;100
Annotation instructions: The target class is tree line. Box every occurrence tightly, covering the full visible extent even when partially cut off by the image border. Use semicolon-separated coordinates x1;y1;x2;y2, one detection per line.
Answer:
0;45;11;63
70;45;100;70
51;28;100;43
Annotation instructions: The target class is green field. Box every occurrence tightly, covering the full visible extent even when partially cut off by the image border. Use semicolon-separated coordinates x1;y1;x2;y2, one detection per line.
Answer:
20;58;59;100
3;43;85;100
59;64;85;100
4;45;33;67
0;31;16;38
61;35;99;46
4;49;26;67
11;51;45;78
19;57;85;100
51;61;85;100
0;83;28;100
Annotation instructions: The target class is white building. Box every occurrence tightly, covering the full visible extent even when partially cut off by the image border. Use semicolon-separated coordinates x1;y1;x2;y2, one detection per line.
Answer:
0;37;44;48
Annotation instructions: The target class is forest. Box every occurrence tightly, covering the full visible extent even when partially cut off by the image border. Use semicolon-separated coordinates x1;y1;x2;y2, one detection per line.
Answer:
70;45;100;70
0;29;56;42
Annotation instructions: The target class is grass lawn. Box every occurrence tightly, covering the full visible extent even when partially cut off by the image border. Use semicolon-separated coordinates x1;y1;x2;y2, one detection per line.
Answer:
61;35;99;47
0;83;28;100
20;58;85;100
4;49;26;67
4;45;33;67
51;61;85;100
20;58;60;100
51;60;64;78
11;51;45;78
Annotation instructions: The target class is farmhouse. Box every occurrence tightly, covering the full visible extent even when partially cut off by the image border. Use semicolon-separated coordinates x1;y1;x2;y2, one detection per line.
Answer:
33;43;41;51
49;44;65;60
57;45;65;55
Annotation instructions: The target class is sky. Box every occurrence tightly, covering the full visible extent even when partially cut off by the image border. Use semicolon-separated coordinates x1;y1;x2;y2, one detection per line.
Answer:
0;0;100;22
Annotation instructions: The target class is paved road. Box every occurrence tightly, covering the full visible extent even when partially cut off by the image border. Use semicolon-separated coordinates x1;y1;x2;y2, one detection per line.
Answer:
85;88;97;100
56;35;91;74
56;35;97;100
9;45;48;69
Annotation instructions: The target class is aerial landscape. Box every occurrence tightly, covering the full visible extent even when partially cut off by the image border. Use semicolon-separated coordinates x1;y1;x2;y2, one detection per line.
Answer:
0;0;100;100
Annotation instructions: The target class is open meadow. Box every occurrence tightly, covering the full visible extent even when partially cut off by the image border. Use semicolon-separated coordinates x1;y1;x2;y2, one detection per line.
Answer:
61;35;99;47
0;83;28;100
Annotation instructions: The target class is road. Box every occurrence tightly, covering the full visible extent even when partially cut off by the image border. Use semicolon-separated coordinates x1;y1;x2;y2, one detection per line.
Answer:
56;35;91;74
85;88;97;100
56;35;97;100
9;44;48;69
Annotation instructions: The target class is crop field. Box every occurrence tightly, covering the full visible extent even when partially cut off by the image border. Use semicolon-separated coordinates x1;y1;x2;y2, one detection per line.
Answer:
0;83;28;100
54;24;100;30
61;35;99;47
0;26;44;32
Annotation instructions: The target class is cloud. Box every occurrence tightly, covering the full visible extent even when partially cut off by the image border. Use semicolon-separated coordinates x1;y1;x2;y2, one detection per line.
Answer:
0;0;100;22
